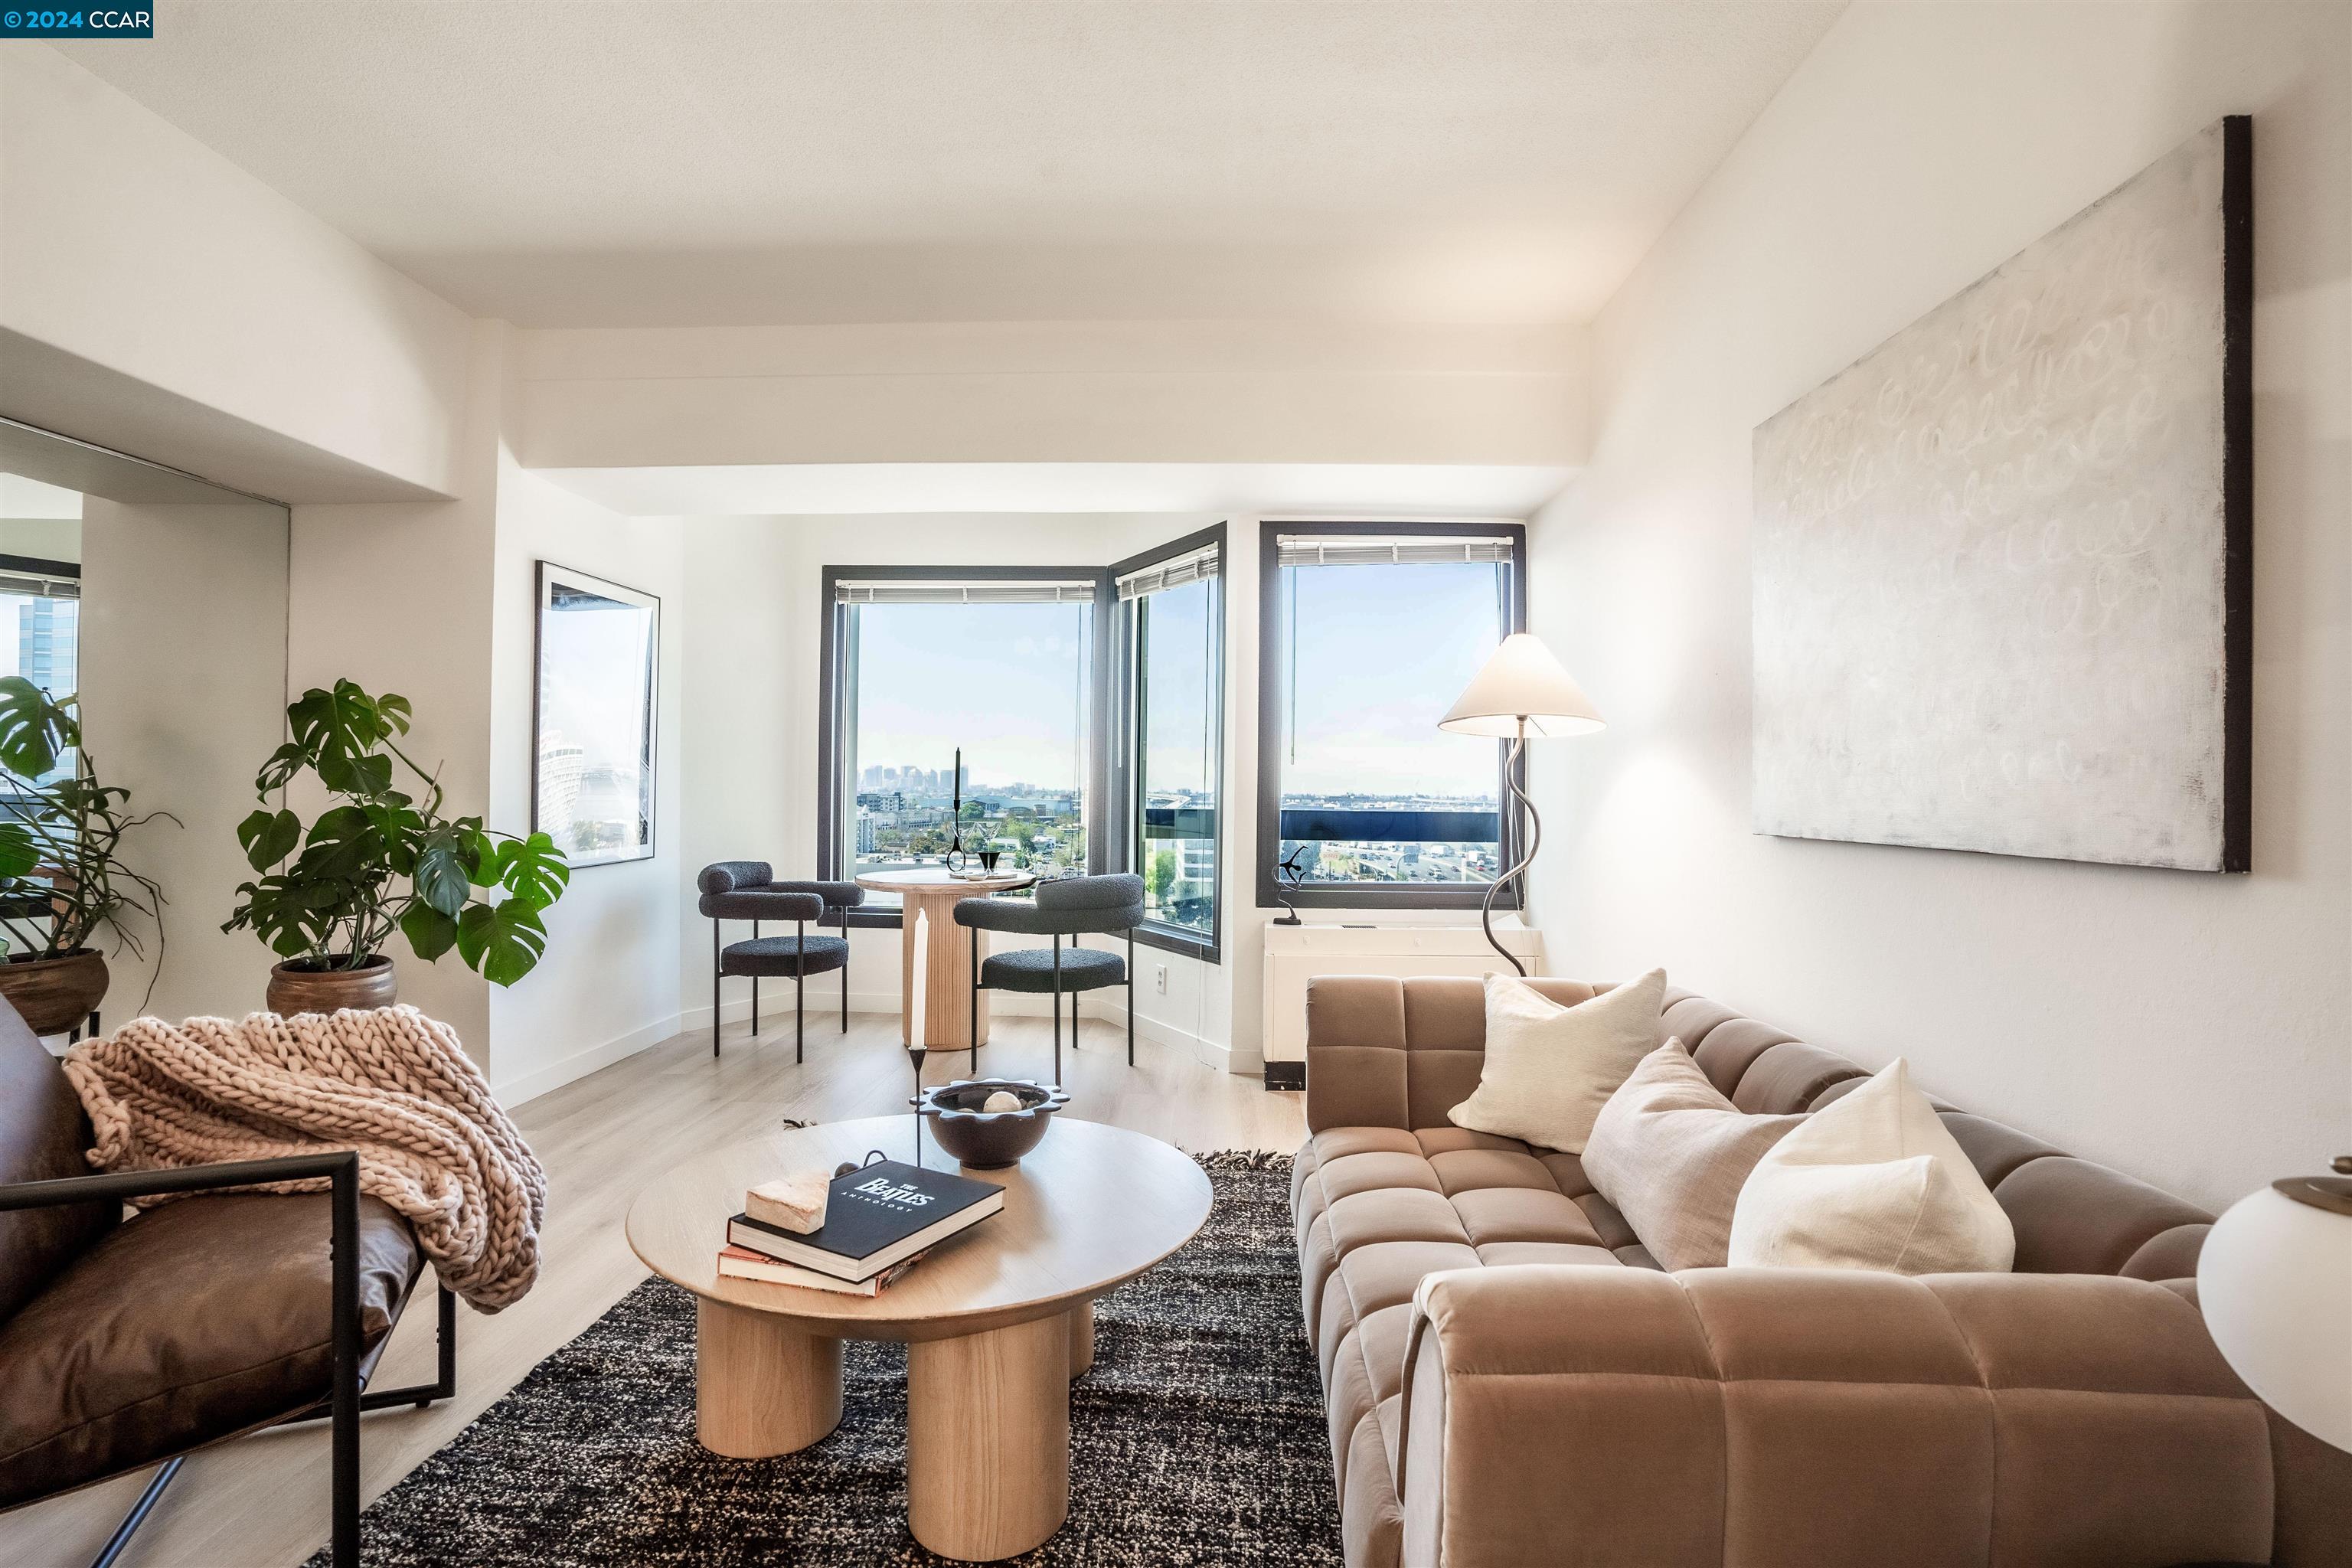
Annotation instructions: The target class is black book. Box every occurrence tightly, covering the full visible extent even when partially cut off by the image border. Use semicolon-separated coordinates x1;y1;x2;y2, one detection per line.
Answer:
728;1160;1003;1282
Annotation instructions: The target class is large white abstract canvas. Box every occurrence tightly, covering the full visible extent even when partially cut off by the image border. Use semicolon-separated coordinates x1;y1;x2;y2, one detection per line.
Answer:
1752;118;2250;871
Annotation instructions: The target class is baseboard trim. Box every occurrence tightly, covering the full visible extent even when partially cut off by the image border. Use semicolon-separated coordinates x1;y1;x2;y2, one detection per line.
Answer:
497;1012;682;1108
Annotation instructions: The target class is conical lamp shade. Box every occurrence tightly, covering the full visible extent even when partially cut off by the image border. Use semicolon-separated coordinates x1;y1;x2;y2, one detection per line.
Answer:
1439;632;1604;739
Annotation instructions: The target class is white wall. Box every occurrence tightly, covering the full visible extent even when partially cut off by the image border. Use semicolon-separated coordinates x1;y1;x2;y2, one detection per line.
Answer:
0;45;471;501
284;322;508;1060
77;496;289;1021
484;459;684;1102
1524;0;2351;1210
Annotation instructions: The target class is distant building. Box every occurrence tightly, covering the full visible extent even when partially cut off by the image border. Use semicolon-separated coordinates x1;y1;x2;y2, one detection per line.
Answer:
16;597;75;701
537;737;586;842
854;810;877;855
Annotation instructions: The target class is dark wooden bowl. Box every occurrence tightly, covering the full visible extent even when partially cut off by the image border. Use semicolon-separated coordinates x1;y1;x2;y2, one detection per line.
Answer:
918;1078;1072;1168
268;954;399;1016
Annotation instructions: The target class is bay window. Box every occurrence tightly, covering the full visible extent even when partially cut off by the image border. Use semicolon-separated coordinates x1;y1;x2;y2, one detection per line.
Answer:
1111;526;1225;959
818;567;1106;920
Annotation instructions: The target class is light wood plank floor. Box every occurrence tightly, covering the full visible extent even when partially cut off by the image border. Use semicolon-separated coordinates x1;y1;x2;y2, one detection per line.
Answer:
6;1013;1304;1568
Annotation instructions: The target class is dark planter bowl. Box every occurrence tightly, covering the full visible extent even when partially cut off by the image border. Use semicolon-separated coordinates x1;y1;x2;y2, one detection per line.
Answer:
268;954;399;1017
918;1078;1073;1169
0;948;110;1035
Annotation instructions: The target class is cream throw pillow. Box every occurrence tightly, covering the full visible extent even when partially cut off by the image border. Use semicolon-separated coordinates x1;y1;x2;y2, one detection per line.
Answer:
1582;1040;1802;1271
1728;1059;2015;1274
1447;968;1667;1154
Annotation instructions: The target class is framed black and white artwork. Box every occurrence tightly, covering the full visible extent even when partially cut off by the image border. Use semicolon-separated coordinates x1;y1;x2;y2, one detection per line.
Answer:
533;562;659;867
1753;116;2251;872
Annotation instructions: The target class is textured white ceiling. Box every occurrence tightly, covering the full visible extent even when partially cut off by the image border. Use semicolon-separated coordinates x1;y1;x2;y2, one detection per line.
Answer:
62;1;1842;328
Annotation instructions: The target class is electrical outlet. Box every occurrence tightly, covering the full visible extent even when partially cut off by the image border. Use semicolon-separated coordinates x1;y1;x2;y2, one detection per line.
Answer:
1155;964;1168;995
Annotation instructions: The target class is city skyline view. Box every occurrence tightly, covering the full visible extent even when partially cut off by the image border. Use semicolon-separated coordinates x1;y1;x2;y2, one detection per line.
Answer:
849;600;1092;795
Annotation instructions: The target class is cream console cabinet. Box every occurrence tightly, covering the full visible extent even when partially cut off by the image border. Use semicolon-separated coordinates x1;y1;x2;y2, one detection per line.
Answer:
1259;919;1543;1088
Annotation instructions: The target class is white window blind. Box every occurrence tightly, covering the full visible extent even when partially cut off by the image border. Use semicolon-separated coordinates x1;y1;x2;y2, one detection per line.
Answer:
0;569;78;599
1115;544;1220;601
835;578;1097;606
1275;535;1513;568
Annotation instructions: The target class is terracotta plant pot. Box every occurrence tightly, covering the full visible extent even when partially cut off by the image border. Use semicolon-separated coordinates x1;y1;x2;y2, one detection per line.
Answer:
267;954;398;1016
0;948;111;1036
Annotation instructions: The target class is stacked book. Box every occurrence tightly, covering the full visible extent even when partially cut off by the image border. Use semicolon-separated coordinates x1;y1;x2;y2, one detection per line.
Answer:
717;1158;1002;1296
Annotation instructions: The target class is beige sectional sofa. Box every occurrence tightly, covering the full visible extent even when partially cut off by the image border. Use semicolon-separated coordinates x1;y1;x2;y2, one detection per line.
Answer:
1290;975;2350;1567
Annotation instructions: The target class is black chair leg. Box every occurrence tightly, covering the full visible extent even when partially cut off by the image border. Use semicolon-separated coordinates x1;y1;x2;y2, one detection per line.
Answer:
331;1155;361;1568
88;1455;184;1568
1051;936;1063;1084
969;926;979;1063
841;947;850;1034
752;921;761;1035
1128;929;1137;1067
712;921;722;1058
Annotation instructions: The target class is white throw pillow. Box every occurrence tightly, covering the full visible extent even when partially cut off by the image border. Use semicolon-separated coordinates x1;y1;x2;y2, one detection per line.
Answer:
1728;1058;2015;1275
1583;1040;1803;1271
1447;968;1667;1154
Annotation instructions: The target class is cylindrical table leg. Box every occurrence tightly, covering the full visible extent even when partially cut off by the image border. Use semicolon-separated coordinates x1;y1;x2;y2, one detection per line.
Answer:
908;1313;1070;1561
694;1298;843;1458
1067;1299;1094;1378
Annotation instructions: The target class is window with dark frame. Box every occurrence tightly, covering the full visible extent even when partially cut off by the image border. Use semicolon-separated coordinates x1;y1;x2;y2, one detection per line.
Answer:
1255;521;1527;910
1109;525;1226;962
0;554;80;795
817;565;1112;926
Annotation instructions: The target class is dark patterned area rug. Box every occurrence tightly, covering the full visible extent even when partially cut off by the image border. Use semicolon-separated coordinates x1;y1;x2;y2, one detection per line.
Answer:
311;1152;1340;1566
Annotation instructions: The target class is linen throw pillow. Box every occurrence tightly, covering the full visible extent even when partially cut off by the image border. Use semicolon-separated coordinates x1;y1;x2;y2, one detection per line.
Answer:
1728;1058;2016;1274
1447;968;1667;1153
1582;1040;1803;1271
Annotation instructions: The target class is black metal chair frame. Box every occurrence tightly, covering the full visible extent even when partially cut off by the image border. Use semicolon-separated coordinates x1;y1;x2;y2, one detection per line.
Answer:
968;923;1138;1084
0;1152;458;1568
708;904;849;1065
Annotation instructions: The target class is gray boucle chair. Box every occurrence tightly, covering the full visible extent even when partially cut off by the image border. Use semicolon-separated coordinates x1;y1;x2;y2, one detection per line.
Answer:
953;873;1144;1083
698;862;863;1063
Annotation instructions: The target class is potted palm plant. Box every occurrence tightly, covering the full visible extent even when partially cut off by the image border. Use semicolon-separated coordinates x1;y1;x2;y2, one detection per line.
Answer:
225;680;570;1014
0;678;174;1034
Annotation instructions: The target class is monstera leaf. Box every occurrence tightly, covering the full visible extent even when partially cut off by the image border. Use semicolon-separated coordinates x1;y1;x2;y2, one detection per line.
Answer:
399;901;462;962
0;678;76;782
494;833;570;910
456;900;548;987
281;681;405;799
237;808;303;873
410;822;475;917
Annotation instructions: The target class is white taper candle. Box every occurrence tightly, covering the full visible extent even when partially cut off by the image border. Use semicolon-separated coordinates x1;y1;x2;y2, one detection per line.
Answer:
908;907;929;1049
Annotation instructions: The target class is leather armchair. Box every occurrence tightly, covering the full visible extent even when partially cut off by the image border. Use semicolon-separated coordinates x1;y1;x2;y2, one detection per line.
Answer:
0;998;451;1568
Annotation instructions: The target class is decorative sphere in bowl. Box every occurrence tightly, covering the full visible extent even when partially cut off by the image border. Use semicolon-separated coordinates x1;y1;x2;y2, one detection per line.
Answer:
920;1078;1071;1168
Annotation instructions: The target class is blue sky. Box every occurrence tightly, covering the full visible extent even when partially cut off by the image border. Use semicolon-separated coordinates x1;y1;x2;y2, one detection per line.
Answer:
1285;561;1504;798
855;601;1093;790
851;560;1505;800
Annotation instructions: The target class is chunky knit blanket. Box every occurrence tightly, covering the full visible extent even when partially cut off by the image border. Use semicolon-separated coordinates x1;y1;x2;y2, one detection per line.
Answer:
63;1005;545;1312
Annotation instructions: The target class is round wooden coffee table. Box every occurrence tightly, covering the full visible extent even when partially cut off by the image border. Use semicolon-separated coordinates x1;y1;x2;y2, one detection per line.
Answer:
855;867;1037;1050
626;1115;1213;1562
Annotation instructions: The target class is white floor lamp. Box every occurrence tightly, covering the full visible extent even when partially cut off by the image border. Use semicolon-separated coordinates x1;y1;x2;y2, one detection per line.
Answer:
1439;632;1604;975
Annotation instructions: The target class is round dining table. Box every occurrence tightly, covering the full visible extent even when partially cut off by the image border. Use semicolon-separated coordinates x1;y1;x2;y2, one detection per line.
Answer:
854;867;1037;1049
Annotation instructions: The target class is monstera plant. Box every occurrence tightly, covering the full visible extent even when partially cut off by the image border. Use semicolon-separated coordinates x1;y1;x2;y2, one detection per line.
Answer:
0;678;174;1033
226;680;570;1012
